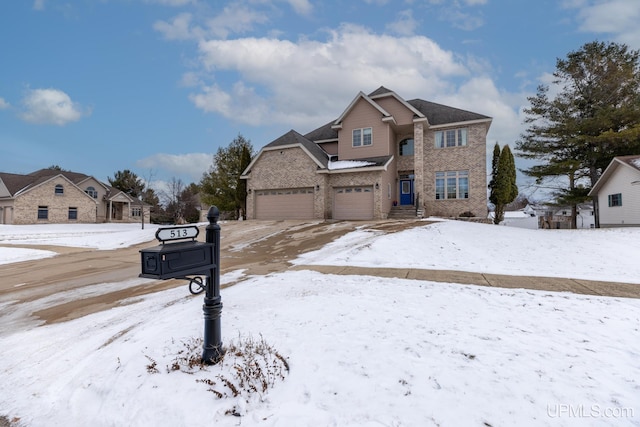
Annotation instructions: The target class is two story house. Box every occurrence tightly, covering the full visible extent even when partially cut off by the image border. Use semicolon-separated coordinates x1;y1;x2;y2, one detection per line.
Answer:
241;86;492;220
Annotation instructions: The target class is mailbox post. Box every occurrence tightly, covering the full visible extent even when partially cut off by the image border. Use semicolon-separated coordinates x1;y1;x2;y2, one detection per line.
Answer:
202;206;224;364
139;206;224;364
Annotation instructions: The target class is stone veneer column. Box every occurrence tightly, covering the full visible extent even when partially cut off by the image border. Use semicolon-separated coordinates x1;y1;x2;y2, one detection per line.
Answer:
413;121;425;210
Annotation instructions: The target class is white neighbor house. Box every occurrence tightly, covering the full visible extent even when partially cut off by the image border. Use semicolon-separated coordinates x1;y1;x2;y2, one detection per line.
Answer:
588;155;640;228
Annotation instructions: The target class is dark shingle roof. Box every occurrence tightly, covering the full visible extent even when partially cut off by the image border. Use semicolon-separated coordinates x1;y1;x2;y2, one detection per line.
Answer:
368;86;394;97
304;121;338;142
0;172;33;195
407;99;491;125
265;130;329;168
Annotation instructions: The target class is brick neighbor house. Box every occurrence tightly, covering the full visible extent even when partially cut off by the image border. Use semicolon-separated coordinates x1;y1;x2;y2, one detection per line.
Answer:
241;87;492;221
0;168;150;225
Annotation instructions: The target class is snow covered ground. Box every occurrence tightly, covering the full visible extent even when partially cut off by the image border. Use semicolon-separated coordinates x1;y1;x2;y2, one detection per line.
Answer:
0;220;639;426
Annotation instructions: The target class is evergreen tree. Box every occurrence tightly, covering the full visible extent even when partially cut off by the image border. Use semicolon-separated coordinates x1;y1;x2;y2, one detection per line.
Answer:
200;134;254;219
517;41;640;227
488;142;501;207
491;144;518;224
108;169;145;198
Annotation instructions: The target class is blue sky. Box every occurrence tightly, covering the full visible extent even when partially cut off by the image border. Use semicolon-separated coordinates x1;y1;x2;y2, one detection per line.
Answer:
1;0;639;199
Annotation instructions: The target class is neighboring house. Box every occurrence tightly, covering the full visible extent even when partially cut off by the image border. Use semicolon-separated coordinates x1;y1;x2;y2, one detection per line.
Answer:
588;155;640;228
241;87;492;220
0;169;150;225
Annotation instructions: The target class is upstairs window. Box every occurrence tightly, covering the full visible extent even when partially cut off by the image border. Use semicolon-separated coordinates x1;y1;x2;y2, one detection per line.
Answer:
55;184;64;195
399;138;414;156
85;186;98;198
435;128;467;148
608;193;622;207
352;127;372;147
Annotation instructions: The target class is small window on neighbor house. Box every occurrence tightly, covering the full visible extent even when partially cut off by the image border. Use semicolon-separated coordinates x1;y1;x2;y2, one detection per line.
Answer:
68;207;78;220
85;186;98;198
608;193;622;207
132;207;141;217
55;184;64;195
399;138;414;156
38;206;48;220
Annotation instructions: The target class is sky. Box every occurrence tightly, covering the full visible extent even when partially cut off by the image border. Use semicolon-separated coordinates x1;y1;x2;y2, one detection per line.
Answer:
0;220;639;425
1;0;640;199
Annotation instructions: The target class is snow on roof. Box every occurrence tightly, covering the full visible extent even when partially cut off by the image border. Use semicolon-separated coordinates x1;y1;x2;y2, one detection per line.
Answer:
632;158;640;169
327;160;376;170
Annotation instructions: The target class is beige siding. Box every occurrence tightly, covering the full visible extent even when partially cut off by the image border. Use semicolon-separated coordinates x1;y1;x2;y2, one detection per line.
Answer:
256;188;314;219
597;165;640;226
375;97;414;126
339;98;391;160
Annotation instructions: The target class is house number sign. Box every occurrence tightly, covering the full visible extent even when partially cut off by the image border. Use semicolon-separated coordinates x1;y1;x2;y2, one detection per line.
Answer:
155;225;199;243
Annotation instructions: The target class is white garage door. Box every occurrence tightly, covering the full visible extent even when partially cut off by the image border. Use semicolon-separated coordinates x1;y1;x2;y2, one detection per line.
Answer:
333;186;374;220
255;188;314;220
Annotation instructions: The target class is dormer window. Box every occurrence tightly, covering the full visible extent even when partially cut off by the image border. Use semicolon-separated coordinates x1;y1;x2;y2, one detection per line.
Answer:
54;184;64;195
353;127;372;147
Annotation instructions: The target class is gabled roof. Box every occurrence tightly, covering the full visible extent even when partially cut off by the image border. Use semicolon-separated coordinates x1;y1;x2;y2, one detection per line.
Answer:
304;121;338;142
588;155;640;196
241;130;329;177
332;91;392;127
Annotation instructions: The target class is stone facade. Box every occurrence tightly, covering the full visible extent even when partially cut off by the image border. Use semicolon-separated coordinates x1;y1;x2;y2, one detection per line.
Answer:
12;177;97;224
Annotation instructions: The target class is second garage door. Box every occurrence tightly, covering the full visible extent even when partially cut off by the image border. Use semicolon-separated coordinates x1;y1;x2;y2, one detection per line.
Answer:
333;186;374;220
255;188;314;220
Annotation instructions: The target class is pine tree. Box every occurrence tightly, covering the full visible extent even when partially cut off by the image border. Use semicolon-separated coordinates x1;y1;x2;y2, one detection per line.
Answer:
491;144;518;224
517;41;640;227
200;134;254;219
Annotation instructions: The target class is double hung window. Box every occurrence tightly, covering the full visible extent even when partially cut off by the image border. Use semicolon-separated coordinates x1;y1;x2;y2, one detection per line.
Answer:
353;127;372;147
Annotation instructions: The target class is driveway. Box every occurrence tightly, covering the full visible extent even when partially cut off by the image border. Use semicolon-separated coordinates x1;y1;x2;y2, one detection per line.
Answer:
1;219;638;334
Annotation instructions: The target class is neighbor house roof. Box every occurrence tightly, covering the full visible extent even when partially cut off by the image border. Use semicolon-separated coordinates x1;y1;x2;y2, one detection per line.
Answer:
588;155;640;196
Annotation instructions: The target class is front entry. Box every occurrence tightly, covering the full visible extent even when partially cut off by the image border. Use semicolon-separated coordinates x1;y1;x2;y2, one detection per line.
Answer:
400;179;414;205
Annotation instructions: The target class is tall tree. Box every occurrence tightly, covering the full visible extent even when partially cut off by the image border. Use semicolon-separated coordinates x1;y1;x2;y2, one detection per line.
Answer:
109;169;145;198
200;134;254;219
490;144;518;224
517;41;640;227
488;142;501;208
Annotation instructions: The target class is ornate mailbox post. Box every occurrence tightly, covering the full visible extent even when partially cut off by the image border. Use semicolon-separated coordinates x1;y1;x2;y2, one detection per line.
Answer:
140;206;224;364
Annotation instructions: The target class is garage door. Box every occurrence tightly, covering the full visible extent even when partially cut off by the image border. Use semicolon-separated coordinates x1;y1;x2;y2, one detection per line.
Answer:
255;188;314;220
333;186;374;220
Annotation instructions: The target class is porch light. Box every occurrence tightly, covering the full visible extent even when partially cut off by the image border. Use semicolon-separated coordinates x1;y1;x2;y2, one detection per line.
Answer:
375;182;380;190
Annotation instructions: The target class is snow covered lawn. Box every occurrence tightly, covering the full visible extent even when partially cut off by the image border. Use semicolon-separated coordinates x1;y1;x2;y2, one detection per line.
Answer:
0;220;639;426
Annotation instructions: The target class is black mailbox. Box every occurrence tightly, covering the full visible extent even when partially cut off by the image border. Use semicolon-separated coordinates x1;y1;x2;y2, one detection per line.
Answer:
140;241;214;280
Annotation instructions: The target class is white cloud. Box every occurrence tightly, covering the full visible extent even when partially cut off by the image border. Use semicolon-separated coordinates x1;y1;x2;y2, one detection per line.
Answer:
0;97;9;110
286;0;313;15
136;153;212;183
567;0;640;49
386;9;418;36
144;0;196;6
190;24;469;128
33;0;45;11
154;5;269;41
19;88;88;126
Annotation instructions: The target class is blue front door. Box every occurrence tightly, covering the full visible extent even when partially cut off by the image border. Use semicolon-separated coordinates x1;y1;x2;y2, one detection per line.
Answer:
400;179;413;205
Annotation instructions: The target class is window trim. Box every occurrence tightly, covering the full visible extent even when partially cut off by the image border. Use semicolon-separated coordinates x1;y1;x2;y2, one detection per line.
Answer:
352;127;373;147
68;207;78;220
55;184;64;195
608;193;622;207
38;205;48;220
